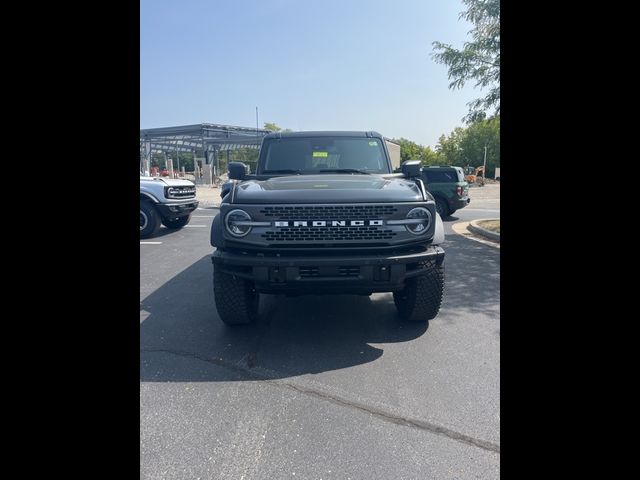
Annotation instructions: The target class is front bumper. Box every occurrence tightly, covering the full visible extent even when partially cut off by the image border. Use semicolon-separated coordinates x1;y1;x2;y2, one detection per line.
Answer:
212;245;445;294
156;200;199;218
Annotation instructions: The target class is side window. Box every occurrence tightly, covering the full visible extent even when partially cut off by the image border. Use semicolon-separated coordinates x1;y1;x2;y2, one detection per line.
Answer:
443;171;457;182
424;170;456;183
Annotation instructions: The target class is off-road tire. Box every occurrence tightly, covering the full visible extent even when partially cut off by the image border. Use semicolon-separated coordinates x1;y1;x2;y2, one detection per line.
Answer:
393;261;444;322
435;197;450;218
162;214;191;230
140;201;161;238
213;267;259;325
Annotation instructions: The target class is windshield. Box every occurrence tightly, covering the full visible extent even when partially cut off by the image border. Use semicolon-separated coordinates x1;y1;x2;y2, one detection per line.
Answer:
259;137;390;174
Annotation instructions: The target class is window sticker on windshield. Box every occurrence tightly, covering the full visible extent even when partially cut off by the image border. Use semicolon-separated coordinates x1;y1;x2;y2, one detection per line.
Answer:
313;151;328;158
368;141;378;146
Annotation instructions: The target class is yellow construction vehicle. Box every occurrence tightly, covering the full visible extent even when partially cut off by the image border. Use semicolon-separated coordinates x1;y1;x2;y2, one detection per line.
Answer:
464;165;485;186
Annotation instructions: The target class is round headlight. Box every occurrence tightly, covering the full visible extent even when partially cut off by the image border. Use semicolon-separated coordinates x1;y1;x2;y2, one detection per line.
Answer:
225;209;252;237
405;207;432;235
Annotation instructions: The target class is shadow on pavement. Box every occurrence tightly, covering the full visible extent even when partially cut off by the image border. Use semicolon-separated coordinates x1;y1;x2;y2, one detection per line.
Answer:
140;255;428;383
140;233;499;382
144;226;189;239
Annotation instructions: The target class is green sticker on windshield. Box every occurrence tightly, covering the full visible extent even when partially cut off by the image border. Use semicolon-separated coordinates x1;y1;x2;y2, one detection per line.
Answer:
313;151;328;157
368;141;378;146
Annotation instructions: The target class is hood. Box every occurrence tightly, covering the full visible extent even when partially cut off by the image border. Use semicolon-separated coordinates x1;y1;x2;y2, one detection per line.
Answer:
140;176;195;188
232;174;423;204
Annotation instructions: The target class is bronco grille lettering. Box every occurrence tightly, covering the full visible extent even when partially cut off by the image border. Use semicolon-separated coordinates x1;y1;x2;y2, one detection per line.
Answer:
273;219;385;227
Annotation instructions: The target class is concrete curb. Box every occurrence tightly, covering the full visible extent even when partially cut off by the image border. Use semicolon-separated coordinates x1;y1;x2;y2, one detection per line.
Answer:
451;221;499;249
467;219;500;242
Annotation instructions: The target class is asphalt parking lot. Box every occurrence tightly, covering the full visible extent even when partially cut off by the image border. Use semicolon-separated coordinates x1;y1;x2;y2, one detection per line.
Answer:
140;186;500;479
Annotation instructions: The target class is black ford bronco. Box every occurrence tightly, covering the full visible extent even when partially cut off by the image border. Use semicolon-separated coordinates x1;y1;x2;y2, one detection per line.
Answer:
210;131;445;325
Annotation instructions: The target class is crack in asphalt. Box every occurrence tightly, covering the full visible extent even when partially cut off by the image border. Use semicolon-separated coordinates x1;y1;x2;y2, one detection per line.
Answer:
141;347;500;455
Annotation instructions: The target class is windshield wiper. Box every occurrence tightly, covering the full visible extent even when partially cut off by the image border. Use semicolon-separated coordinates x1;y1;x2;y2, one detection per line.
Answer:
319;169;371;175
262;169;303;174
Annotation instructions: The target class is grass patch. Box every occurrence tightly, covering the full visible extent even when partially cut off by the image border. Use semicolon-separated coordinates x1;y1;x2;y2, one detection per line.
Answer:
477;219;500;234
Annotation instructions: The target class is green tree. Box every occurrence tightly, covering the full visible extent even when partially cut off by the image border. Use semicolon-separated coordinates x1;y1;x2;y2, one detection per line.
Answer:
435;117;500;177
435;128;466;165
163;151;196;172
228;147;260;173
457;116;500;177
177;152;194;171
150;151;199;172
263;122;280;131
432;0;500;122
150;152;165;168
264;122;292;132
394;138;424;163
393;138;447;167
420;146;442;166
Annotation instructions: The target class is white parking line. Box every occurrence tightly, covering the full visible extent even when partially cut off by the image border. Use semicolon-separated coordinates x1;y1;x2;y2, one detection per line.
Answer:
140;241;162;245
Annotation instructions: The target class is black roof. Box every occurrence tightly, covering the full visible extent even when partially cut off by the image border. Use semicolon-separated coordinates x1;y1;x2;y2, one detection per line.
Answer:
264;131;383;139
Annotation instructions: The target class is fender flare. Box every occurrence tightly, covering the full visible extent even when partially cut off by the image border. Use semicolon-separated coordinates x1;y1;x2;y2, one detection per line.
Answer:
140;191;159;204
432;212;445;245
210;212;224;248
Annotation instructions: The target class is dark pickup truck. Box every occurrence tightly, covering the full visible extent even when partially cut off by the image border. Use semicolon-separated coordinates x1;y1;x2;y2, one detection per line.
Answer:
210;131;445;325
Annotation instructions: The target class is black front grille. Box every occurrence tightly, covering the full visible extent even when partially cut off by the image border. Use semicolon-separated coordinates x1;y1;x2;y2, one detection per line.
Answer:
338;266;360;277
260;205;398;220
299;266;319;278
298;266;361;278
166;186;196;199
262;226;396;242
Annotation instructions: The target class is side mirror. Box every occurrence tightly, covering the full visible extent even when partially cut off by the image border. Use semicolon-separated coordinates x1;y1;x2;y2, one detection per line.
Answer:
228;162;249;180
401;160;422;178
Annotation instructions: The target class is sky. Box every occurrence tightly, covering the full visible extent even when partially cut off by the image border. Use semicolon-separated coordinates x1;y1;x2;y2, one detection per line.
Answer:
140;0;481;148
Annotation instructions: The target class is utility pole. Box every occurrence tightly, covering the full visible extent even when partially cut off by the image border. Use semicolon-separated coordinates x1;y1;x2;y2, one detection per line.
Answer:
483;144;487;176
175;143;180;174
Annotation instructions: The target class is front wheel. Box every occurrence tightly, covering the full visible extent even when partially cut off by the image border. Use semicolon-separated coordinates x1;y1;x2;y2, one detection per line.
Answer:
140;202;161;238
213;267;259;325
162;214;191;230
393;261;444;322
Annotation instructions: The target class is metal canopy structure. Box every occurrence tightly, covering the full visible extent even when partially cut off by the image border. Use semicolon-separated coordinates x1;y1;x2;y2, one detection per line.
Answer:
140;123;271;173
